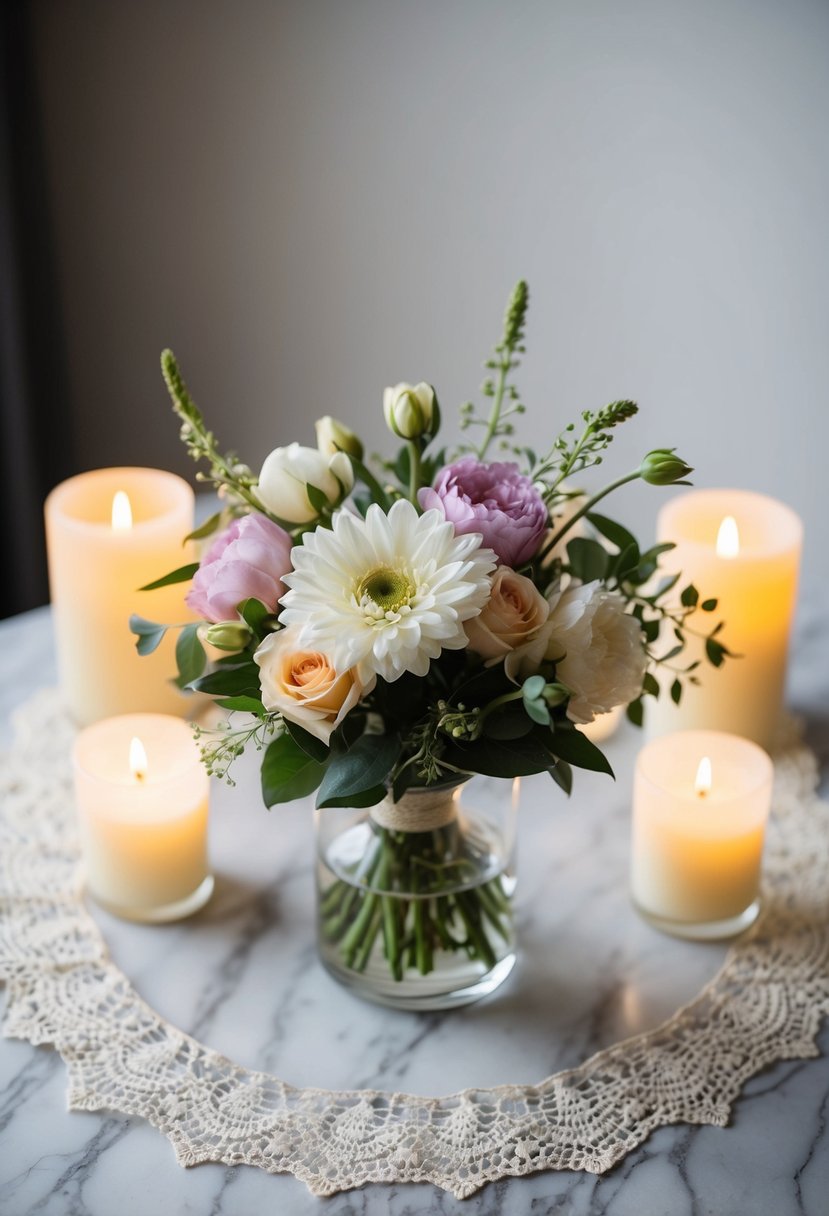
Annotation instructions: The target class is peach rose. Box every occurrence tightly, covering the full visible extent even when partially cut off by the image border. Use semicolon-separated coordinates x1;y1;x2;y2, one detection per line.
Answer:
465;567;550;661
254;627;365;743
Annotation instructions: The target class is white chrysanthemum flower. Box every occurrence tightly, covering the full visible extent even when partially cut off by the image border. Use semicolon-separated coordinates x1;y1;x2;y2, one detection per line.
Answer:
280;499;496;684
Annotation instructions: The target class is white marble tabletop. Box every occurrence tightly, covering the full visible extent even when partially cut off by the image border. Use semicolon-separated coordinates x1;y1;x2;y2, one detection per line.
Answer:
1;598;828;1216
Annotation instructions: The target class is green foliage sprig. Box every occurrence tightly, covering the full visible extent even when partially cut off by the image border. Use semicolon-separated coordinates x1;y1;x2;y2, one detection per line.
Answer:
457;280;529;459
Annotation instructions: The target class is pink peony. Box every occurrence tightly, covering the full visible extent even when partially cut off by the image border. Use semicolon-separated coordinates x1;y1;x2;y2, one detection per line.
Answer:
187;513;293;623
418;457;548;567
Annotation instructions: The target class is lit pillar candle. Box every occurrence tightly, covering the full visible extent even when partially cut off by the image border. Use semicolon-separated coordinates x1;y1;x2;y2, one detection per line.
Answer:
45;467;196;725
631;730;773;939
73;713;213;922
646;489;802;751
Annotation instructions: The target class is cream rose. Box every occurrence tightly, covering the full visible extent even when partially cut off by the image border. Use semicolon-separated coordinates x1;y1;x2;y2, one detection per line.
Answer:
254;627;365;743
465;567;550;660
506;580;646;724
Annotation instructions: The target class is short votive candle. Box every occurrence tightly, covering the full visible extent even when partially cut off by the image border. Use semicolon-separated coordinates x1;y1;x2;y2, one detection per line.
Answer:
73;713;213;922
631;729;773;940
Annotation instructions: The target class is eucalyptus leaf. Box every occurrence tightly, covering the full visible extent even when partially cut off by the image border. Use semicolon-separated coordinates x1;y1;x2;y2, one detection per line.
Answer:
680;584;699;609
522;675;546;700
626;697;644;727
129;614;167;656
524;698;551;726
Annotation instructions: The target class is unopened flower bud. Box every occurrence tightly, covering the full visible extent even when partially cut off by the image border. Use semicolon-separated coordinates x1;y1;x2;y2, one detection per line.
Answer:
639;449;694;486
383;382;439;440
315;415;364;461
204;621;253;651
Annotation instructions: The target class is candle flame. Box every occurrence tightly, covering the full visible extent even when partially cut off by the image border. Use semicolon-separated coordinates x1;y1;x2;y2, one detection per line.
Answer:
695;756;712;797
716;515;739;559
129;736;148;781
111;490;133;531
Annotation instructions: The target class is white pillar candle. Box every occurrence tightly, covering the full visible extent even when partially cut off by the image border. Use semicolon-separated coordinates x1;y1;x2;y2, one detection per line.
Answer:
631;730;773;939
73;713;212;922
646;489;802;751
580;704;624;745
45;467;197;726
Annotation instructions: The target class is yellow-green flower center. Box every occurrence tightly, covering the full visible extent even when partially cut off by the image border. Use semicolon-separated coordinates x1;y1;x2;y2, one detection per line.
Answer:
359;567;415;612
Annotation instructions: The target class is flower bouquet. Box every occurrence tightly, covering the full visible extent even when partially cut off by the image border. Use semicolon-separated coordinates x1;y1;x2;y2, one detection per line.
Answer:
132;282;729;1008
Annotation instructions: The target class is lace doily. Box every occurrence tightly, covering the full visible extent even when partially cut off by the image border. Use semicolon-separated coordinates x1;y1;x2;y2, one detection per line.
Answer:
1;691;827;1199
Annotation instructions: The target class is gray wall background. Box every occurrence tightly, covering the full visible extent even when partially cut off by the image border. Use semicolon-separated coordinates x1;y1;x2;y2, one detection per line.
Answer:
32;0;829;597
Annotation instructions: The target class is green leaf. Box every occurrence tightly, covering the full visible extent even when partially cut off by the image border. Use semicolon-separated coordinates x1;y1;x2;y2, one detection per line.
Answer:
566;537;609;582
657;644;684;663
238;597;273;636
484;705;535;740
174;623;206;688
316;733;399;808
680;584;699;609
129;614;168;656
138;562;200;592
191;663;261;697
643;618;660;644
548;727;614;777
614;541;641;581
524;698;551;726
548;760;573;796
642;671;660;699
285;719;330;763
324;784;387;809
671;678;683;705
522;675;546;700
305;481;330;515
261;734;326;806
586;512;637;554
184;511;223;544
443;730;560;778
626;697;644;727
215;695;267;715
701;598;718;612
706;639;726;668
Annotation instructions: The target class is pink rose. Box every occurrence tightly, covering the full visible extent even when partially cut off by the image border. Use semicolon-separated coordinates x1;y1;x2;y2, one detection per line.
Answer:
418;457;548;567
186;513;293;623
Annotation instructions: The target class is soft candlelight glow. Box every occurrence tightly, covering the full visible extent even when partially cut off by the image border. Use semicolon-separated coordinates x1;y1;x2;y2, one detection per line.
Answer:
647;489;802;750
129;736;148;781
73;713;212;922
716;514;740;559
44;468;197;725
111;490;133;531
631;729;773;939
695;756;712;797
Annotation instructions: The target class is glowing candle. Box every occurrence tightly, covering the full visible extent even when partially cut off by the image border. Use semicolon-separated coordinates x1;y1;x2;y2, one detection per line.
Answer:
631;730;773;939
646;489;802;751
45;467;197;725
73;713;212;922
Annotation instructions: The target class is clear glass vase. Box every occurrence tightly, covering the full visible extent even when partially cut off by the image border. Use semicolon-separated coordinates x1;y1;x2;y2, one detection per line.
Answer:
315;776;518;1011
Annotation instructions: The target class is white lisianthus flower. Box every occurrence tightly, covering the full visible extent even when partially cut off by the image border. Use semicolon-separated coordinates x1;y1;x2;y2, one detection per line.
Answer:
257;443;354;523
254;626;365;744
506;580;646;724
383;382;438;440
279;499;496;684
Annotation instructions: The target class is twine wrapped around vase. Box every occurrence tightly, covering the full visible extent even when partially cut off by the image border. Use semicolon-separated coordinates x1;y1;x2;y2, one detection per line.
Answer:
370;785;461;832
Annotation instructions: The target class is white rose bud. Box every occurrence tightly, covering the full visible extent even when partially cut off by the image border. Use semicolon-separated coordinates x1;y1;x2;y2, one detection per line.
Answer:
383;382;438;440
315;415;364;461
257;443;354;524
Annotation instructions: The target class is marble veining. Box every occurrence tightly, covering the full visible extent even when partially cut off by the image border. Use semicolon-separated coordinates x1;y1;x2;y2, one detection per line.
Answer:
1;597;828;1214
